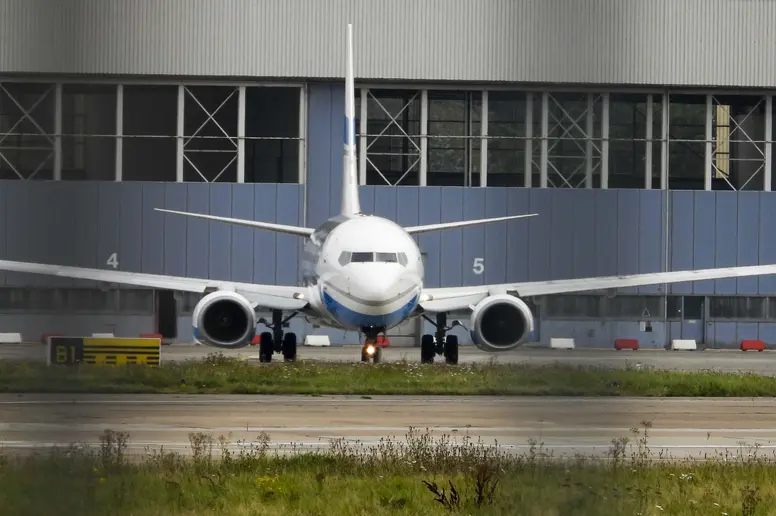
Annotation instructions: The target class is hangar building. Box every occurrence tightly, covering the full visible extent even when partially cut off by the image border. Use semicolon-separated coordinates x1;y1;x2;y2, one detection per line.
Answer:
1;0;775;349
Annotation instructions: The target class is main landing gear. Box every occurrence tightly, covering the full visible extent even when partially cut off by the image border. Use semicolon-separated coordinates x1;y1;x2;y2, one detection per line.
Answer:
420;312;459;365
257;310;298;363
360;328;383;364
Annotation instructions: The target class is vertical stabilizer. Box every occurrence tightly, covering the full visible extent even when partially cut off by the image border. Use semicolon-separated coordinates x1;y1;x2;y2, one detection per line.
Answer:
341;23;361;215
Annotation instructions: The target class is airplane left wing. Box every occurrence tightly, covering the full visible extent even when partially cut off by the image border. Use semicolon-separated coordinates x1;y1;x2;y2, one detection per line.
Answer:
0;259;309;311
420;263;776;313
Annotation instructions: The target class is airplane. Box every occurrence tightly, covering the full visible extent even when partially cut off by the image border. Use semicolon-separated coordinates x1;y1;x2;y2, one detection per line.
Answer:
2;25;776;365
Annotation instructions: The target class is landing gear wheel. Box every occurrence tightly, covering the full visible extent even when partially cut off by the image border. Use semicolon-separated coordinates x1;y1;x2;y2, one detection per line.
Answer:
258;332;273;363
444;335;459;365
420;334;435;364
282;333;297;362
372;346;382;363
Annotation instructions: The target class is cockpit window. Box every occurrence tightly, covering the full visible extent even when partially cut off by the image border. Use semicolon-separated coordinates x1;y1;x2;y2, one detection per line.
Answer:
375;252;398;263
350;252;374;263
339;251;409;266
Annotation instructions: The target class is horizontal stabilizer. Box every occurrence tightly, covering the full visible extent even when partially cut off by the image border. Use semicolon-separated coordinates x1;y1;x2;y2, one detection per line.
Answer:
155;209;314;237
404;213;538;235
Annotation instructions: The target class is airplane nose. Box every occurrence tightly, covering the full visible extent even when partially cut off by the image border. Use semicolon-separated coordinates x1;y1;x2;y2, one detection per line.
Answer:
352;268;403;301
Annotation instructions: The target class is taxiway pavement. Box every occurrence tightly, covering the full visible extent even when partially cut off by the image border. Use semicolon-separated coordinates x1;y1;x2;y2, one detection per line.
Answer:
2;394;776;460
3;342;776;375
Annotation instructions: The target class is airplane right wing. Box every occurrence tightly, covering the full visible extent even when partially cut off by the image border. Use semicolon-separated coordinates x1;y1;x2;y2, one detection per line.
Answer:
0;259;310;311
420;263;776;313
155;209;314;237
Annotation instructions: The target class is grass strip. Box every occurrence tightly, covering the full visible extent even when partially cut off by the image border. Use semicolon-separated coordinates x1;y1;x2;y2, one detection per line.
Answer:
2;352;776;396
0;426;772;515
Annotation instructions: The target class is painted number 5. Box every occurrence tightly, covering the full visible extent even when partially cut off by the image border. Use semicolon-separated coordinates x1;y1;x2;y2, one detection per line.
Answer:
472;257;484;275
106;252;119;269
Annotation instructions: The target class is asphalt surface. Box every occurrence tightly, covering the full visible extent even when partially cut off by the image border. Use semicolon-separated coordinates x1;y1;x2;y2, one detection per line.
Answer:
1;394;776;461
3;342;776;374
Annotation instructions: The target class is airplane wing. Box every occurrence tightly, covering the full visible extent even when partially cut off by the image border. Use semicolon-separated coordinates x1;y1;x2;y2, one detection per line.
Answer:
419;264;776;313
155;209;314;238
0;259;309;311
403;213;537;235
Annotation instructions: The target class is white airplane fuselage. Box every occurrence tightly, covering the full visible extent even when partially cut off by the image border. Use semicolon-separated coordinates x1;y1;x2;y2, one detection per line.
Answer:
301;213;424;332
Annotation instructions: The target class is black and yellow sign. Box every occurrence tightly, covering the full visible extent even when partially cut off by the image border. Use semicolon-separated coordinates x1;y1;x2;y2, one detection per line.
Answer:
47;336;161;366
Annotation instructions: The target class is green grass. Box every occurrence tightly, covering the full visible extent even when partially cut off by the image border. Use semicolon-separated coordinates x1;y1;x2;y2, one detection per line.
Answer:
1;426;775;515
2;352;776;396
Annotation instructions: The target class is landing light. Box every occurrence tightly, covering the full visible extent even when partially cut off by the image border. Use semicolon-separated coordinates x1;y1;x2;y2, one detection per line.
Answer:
366;344;376;355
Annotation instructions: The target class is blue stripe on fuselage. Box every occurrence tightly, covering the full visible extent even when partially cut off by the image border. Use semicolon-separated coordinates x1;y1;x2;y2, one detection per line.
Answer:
323;290;417;329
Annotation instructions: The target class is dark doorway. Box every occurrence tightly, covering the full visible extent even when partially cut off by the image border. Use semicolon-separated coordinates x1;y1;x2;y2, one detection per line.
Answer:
156;290;177;340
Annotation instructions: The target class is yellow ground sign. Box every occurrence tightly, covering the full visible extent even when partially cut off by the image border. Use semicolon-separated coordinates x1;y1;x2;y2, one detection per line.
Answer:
47;336;161;366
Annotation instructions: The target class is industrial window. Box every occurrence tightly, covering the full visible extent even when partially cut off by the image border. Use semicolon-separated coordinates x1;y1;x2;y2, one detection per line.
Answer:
709;296;766;320
605;296;665;319
544;295;601;318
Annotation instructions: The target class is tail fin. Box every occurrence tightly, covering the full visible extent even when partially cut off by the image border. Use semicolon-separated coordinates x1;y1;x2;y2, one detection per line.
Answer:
341;23;361;216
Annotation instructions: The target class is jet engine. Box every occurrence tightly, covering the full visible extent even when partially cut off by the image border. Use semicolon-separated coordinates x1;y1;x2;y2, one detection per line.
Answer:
469;294;534;352
191;290;257;349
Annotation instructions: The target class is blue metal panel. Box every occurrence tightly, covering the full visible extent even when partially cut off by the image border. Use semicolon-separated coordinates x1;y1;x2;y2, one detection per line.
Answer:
593;190;618;277
759;323;776;345
615;190;640;293
637;190;665;294
757;193;776;294
207;183;232;280
162;183;187;277
96;183;122;285
230;184;255;283
140;183;165;275
668;321;681;343
37;182;71;286
305;84;335;226
373;186;397;221
395;187;420;227
440;188;464;288
669;190;694;294
527;189;552;280
549;189;575;281
417;187;442;287
710;322;736;348
571;189;596;280
611;321;666;349
736;191;759;294
484;187;508;285
184;183;210;279
714;191;737;293
506;188;530;282
359;186;375;215
737;322;758;345
681;320;704;343
253;184;277;285
118;182;144;278
327;85;345;219
70;182;100;287
691;191;715;295
461;188;486;286
275;184;301;285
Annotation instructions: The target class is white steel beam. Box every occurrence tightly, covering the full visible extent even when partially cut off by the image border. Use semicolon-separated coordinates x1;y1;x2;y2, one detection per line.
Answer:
480;90;488;187
704;95;713;191
601;93;609;189
236;86;246;183
176;84;184;182
115;84;123;181
359;88;368;185
419;89;428;186
298;84;307;186
53;83;62;180
524;93;533;188
661;93;669;190
645;94;653;189
540;91;549;187
585;93;593;188
766;95;773;192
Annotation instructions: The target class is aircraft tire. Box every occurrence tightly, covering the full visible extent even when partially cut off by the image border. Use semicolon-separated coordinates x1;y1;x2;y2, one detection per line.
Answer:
282;332;297;362
259;332;274;363
373;346;382;363
420;334;435;364
444;335;459;365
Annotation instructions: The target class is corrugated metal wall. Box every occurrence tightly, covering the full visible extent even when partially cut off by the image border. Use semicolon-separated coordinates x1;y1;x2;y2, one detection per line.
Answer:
2;0;776;88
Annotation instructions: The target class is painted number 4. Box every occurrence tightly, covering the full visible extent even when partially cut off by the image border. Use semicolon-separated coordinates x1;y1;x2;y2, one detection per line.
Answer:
106;252;119;269
472;257;484;275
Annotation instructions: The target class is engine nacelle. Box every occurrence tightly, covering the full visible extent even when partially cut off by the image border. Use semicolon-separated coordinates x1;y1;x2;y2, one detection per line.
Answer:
469;294;534;352
191;290;257;349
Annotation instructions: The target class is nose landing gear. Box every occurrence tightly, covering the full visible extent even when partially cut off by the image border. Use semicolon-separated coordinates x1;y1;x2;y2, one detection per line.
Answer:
257;309;299;363
420;312;460;365
360;327;384;363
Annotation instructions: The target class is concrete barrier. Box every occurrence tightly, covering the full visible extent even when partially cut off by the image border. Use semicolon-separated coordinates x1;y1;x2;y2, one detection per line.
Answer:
615;338;639;350
304;335;331;347
741;339;766;352
670;339;697;351
549;338;575;349
0;332;22;344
